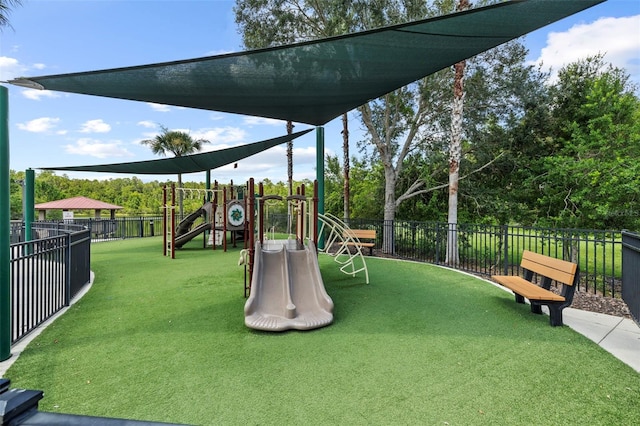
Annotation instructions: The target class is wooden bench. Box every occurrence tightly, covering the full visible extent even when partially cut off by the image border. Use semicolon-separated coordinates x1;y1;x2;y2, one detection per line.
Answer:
491;250;579;326
342;229;376;256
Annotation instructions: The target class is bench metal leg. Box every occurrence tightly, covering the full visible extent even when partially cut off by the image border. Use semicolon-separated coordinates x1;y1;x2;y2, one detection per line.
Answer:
530;303;543;315
548;305;564;326
514;294;525;304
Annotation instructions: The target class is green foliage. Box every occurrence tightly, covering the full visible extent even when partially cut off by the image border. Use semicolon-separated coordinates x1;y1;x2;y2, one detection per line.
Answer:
0;0;23;30
8;170;322;219
532;56;640;230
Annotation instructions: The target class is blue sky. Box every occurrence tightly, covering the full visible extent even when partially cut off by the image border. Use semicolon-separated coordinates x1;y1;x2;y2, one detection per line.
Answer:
1;0;639;184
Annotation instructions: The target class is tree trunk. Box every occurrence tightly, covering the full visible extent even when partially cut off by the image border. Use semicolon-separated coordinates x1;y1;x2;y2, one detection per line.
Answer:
286;120;294;229
446;0;469;267
286;121;294;196
342;113;350;225
447;63;465;266
383;166;396;254
178;172;184;219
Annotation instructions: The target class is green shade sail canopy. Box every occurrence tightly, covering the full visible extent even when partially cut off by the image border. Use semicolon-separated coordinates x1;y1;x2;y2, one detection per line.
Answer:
39;129;312;174
9;0;604;126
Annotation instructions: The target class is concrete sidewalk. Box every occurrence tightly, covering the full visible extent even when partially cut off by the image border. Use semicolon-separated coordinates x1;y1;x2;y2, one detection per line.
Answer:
479;271;640;373
563;307;640;373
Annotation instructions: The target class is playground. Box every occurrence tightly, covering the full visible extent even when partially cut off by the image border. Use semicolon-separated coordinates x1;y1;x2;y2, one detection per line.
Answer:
163;179;370;331
4;236;639;424
3;1;636;423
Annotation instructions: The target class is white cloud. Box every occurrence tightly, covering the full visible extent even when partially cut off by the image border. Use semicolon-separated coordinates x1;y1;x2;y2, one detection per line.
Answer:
22;89;60;101
79;119;111;133
0;56;25;81
137;120;156;128
16;117;60;133
0;57;48;82
210;145;319;182
243;116;288;127
64;138;134;158
147;102;171;112
534;15;640;83
194;127;249;150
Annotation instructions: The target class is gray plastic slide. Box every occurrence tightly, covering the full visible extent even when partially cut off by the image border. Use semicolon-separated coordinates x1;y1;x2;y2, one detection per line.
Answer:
176;202;213;236
174;202;214;248
174;222;211;248
244;240;334;331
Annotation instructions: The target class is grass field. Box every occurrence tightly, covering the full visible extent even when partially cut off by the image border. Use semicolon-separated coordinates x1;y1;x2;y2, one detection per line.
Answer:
5;237;639;425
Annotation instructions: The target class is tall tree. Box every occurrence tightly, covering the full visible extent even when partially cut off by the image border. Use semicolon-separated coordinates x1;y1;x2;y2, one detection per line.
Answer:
532;55;640;230
140;125;209;218
0;0;22;30
342;113;350;223
234;0;385;226
445;0;470;266
286;120;294;196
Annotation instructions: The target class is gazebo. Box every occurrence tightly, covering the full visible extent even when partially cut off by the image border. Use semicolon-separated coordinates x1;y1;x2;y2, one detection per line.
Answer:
34;196;123;220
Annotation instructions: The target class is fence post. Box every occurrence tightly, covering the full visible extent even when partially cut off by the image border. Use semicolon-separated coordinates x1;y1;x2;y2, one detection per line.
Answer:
65;233;71;306
24;169;34;251
502;225;509;275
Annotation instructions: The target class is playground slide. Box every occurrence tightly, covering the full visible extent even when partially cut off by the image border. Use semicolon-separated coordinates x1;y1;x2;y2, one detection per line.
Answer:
244;241;334;331
174;222;211;248
176;202;213;236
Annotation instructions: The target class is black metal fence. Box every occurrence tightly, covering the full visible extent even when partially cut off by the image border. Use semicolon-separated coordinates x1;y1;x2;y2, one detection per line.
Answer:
70;216;162;241
9;223;91;343
340;219;623;297
9;215;633;342
622;231;640;325
13;217;162;242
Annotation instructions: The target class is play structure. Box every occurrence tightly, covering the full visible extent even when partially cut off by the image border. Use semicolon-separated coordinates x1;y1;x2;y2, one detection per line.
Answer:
163;182;247;258
163;179;371;332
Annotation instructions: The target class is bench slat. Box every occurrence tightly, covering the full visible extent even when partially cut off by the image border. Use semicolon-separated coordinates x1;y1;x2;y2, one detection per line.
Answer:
342;229;376;255
344;230;376;239
345;242;375;248
520;250;577;285
492;275;565;301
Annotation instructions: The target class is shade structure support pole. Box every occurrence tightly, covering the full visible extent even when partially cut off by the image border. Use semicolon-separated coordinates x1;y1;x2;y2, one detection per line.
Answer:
316;126;325;250
1;86;11;360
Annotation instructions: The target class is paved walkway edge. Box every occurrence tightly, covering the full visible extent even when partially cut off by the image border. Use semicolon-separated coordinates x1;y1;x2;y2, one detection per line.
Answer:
0;271;95;377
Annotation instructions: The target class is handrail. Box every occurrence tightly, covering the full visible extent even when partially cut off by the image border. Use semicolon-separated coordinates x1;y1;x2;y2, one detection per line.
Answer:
318;213;369;284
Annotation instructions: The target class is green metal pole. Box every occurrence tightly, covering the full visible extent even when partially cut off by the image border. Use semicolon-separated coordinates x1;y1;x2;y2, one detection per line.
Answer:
316;126;325;249
1;86;11;360
25;169;34;244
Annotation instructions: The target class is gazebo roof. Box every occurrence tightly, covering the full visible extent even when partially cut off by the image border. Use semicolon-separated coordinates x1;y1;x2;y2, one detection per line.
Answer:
35;196;123;210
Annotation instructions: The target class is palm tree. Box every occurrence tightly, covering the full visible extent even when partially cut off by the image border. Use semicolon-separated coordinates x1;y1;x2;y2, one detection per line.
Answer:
141;125;209;218
0;0;23;30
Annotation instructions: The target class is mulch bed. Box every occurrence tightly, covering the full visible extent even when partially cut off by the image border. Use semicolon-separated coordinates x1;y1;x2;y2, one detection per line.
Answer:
570;289;631;318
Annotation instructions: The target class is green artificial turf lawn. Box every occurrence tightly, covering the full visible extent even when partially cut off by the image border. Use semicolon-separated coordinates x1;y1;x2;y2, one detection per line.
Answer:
5;237;640;425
